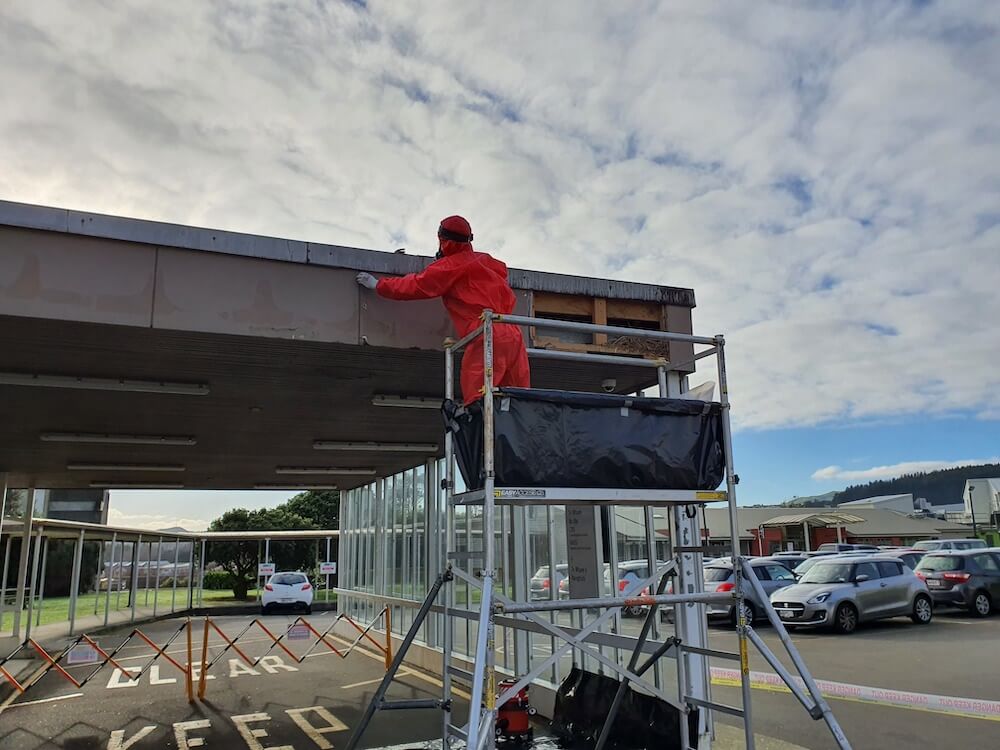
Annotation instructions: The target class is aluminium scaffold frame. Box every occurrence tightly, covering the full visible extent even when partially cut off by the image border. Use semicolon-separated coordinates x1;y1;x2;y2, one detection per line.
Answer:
347;312;851;750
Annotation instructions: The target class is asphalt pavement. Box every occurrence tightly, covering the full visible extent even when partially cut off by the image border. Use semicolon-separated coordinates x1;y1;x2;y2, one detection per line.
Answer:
1;606;998;749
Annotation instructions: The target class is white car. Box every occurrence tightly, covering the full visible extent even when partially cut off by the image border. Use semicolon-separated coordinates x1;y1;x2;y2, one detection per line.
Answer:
262;571;313;614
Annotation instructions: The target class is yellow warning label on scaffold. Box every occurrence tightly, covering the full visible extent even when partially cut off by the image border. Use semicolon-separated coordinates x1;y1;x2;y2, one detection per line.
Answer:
695;491;727;501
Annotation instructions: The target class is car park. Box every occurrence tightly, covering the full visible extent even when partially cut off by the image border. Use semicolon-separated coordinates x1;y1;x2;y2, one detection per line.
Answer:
879;549;926;570
912;538;987;552
914;550;1000;616
262;571;313;614
765;551;811;569
701;558;797;624
771;556;933;634
530;564;568;600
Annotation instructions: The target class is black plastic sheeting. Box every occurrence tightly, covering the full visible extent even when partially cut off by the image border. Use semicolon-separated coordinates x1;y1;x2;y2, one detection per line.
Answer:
550;668;699;749
443;388;724;492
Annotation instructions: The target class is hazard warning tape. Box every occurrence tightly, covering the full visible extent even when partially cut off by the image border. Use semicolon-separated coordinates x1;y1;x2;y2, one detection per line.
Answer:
196;607;393;699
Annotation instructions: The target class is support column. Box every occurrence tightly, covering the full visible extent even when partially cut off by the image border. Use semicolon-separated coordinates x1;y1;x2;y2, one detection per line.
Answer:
24;525;43;640
674;504;711;743
68;529;85;634
803;521;811;552
198;539;207;608
34;536;49;627
171;538;180;613
12;488;36;639
104;532;118;626
186;539;196;610
153;537;163;616
129;535;141;623
511;505;530;676
0;536;11;631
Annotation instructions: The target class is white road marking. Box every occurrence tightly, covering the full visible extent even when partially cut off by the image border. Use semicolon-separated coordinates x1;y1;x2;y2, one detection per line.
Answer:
174;719;211;749
107;725;157;750
232;712;294;750
285;706;348;749
6;692;84;708
341;669;411;690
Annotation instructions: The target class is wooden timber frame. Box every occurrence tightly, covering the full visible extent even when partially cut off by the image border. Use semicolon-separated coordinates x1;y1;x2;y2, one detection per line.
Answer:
528;291;695;368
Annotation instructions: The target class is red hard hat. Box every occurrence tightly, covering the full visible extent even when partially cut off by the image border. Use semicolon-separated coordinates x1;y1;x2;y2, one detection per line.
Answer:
438;215;473;243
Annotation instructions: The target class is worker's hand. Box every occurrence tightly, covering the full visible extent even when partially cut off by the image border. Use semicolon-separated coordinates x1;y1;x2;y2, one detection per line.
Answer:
356;272;378;290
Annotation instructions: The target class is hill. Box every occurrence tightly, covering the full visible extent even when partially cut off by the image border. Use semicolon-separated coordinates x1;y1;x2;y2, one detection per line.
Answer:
831;463;1000;507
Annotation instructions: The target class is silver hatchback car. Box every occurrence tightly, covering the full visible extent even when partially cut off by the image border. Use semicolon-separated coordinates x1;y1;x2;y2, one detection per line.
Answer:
770;556;933;634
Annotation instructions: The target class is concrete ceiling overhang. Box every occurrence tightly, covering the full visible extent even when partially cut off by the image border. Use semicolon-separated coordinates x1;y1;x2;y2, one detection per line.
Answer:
0;201;697;491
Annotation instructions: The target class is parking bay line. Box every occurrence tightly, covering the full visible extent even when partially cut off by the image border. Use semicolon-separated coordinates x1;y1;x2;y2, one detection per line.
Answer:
710;667;1000;722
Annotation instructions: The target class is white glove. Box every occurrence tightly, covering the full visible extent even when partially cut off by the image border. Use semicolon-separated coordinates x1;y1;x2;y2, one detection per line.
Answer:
356;272;378;290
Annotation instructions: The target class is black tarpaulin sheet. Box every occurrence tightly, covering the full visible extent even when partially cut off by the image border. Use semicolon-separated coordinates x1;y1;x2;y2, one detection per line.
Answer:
443;388;724;492
549;667;698;749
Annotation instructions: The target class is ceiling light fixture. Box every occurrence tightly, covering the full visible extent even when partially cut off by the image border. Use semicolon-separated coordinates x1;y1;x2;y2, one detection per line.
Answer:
41;433;197;446
312;441;439;452
89;482;185;489
254;483;339;490
68;463;186;472
371;395;441;409
275;467;376;476
1;372;209;396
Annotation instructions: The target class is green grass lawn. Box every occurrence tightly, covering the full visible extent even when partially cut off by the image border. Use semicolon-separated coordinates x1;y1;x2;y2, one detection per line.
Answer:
1;586;337;630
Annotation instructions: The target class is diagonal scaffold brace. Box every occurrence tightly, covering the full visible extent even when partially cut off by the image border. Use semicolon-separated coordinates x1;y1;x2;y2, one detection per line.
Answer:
343;567;455;750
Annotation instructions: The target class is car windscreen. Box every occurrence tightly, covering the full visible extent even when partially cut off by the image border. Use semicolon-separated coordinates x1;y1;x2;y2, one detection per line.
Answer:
798;563;853;584
912;541;942;551
916;555;963;572
270;573;306;585
703;567;732;583
794;557;822;574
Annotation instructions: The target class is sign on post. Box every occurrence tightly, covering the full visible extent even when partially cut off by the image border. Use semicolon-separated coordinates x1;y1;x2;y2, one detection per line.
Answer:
320;562;337;575
288;624;310;640
258;563;276;576
67;643;100;665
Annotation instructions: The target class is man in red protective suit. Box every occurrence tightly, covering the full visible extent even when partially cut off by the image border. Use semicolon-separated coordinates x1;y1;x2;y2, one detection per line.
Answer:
356;216;530;404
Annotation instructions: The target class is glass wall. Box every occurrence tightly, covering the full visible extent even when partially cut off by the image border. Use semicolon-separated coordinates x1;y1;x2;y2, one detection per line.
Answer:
339;462;687;697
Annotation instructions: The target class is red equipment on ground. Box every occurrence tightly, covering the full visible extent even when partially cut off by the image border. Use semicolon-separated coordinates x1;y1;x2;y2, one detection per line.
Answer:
495;678;535;744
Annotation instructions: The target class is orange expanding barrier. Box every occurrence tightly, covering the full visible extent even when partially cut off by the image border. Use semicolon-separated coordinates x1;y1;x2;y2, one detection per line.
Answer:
196;607;392;699
0;620;196;704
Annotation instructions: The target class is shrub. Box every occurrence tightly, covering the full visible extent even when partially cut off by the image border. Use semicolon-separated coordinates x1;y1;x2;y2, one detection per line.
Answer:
202;570;235;590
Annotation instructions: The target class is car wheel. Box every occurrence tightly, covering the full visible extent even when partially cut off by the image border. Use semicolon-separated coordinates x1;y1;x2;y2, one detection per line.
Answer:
624;605;644;617
971;591;992;617
732;601;755;627
832;603;858;634
305;605;312;615
910;595;933;624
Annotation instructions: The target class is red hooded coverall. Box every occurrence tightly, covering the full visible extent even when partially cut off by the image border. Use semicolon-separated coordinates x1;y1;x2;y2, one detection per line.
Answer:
375;240;530;404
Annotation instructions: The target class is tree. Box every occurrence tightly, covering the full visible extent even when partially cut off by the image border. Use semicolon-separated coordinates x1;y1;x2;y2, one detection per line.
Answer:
283;490;340;529
208;507;317;599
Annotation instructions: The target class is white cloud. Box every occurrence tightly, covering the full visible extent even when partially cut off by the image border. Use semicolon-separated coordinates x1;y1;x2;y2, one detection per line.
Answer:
811;458;1000;483
107;507;210;532
1;1;998;430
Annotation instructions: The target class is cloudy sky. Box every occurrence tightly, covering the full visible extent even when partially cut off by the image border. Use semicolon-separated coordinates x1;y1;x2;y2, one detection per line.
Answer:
2;1;998;526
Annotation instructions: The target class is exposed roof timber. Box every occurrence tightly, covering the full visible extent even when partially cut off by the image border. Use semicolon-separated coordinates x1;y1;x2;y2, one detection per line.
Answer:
0;199;696;307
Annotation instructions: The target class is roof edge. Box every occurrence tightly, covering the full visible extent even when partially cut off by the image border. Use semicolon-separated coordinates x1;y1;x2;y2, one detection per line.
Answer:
0;199;696;307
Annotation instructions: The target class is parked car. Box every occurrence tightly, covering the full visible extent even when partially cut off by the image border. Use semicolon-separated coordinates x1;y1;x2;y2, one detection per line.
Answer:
530;564;568;600
605;560;666;616
770;556;933;634
816;543;879;553
914;550;1000;616
701;558;797;624
765;552;810;569
793;551;857;577
879;549;926;570
912;539;987;552
262;571;313;614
